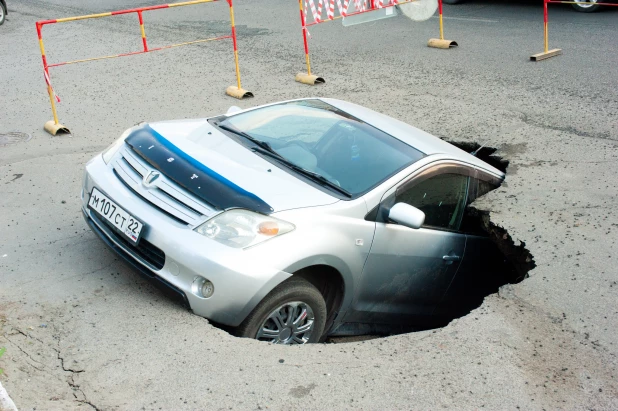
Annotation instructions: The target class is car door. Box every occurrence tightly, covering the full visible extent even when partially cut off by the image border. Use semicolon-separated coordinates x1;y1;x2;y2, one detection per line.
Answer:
345;164;470;325
435;173;512;319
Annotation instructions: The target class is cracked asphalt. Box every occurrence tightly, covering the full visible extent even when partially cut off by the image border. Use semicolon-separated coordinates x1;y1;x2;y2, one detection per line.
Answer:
1;0;617;409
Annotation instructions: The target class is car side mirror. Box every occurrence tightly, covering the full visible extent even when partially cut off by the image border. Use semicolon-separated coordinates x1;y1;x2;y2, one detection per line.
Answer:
388;203;425;229
226;106;242;115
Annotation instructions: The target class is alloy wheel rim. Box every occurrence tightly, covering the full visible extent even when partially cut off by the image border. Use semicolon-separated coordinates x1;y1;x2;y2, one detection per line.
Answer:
573;0;597;7
256;301;315;344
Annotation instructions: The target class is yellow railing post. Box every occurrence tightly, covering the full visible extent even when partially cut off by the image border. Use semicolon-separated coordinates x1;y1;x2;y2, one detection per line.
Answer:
530;0;562;61
224;0;253;99
37;22;70;135
427;0;458;49
294;0;325;85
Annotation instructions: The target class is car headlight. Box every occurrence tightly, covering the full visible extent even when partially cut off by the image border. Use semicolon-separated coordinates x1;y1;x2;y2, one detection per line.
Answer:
195;209;295;249
102;126;138;164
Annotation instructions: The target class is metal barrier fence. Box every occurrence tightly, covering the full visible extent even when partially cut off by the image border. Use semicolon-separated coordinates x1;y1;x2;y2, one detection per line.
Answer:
531;0;617;61
36;0;252;136
296;0;456;85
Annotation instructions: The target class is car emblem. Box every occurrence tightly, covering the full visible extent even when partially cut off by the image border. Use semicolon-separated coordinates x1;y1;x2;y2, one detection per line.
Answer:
142;171;160;188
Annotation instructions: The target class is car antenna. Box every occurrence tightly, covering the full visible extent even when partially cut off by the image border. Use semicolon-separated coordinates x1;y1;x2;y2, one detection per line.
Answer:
470;141;488;157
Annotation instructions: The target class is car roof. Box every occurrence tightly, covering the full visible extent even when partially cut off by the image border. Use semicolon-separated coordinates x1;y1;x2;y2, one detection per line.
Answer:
320;98;505;177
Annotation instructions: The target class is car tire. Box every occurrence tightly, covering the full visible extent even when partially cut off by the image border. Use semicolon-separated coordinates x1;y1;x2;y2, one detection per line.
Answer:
0;3;6;26
571;0;601;12
442;0;465;4
236;277;327;344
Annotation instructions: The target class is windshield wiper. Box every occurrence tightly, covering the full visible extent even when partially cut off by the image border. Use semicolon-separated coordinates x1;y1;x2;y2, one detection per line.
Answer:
216;123;277;154
215;122;351;198
251;146;352;198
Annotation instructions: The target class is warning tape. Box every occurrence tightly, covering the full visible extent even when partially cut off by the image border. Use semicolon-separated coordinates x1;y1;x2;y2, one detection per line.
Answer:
43;70;60;103
304;0;397;24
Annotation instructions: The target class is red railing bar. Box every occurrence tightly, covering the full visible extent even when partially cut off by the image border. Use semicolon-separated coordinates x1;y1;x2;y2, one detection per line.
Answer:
45;35;232;68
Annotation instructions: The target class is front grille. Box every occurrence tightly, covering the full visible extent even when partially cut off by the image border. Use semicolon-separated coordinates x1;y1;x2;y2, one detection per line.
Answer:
91;212;165;270
113;169;187;225
112;147;214;225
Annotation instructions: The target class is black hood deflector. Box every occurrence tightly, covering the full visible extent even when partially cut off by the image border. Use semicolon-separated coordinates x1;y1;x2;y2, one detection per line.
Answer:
125;125;273;214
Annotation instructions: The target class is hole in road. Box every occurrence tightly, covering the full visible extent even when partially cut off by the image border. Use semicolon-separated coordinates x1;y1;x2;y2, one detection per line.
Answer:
115;141;535;344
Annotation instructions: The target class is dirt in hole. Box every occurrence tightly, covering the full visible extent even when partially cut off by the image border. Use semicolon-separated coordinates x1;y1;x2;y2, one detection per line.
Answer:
447;140;511;173
327;142;534;343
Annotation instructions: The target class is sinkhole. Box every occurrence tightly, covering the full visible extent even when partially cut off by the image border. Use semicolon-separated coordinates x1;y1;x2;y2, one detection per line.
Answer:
117;141;535;344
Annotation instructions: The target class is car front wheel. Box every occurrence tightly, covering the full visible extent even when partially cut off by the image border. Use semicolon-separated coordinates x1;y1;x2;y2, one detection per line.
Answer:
0;4;6;25
571;0;601;12
236;277;327;344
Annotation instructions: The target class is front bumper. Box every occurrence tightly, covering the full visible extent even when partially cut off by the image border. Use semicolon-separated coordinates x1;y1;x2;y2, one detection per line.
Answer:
81;153;291;327
83;210;191;309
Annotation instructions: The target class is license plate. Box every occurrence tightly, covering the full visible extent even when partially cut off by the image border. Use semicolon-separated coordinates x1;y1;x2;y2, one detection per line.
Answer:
88;188;144;244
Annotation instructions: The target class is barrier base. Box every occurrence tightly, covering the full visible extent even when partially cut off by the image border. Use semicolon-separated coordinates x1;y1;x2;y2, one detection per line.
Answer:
530;48;562;61
428;39;458;49
226;86;254;99
295;73;325;85
44;120;70;136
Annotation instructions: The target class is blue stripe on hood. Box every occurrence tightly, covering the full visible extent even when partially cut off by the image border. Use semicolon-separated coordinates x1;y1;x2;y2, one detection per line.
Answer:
125;124;273;214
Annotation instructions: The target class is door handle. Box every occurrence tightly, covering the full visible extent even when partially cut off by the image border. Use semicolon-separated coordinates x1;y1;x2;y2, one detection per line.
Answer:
442;255;461;262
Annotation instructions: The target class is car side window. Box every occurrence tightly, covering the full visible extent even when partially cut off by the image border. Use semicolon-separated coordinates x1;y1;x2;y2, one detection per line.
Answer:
394;173;469;231
459;177;499;235
467;178;496;205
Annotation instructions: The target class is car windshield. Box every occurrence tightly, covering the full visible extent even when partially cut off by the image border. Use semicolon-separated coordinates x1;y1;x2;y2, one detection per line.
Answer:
216;100;425;197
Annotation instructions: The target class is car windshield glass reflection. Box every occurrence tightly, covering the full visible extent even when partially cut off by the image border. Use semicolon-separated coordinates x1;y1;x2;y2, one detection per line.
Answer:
216;100;425;196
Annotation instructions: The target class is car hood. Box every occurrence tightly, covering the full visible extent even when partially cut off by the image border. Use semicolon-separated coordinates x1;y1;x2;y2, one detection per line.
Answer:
124;118;339;213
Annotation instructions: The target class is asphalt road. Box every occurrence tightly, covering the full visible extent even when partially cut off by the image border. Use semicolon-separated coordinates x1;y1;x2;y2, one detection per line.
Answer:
1;0;617;409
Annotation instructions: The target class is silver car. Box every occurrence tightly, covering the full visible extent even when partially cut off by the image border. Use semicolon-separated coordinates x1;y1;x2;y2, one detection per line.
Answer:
82;98;506;344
